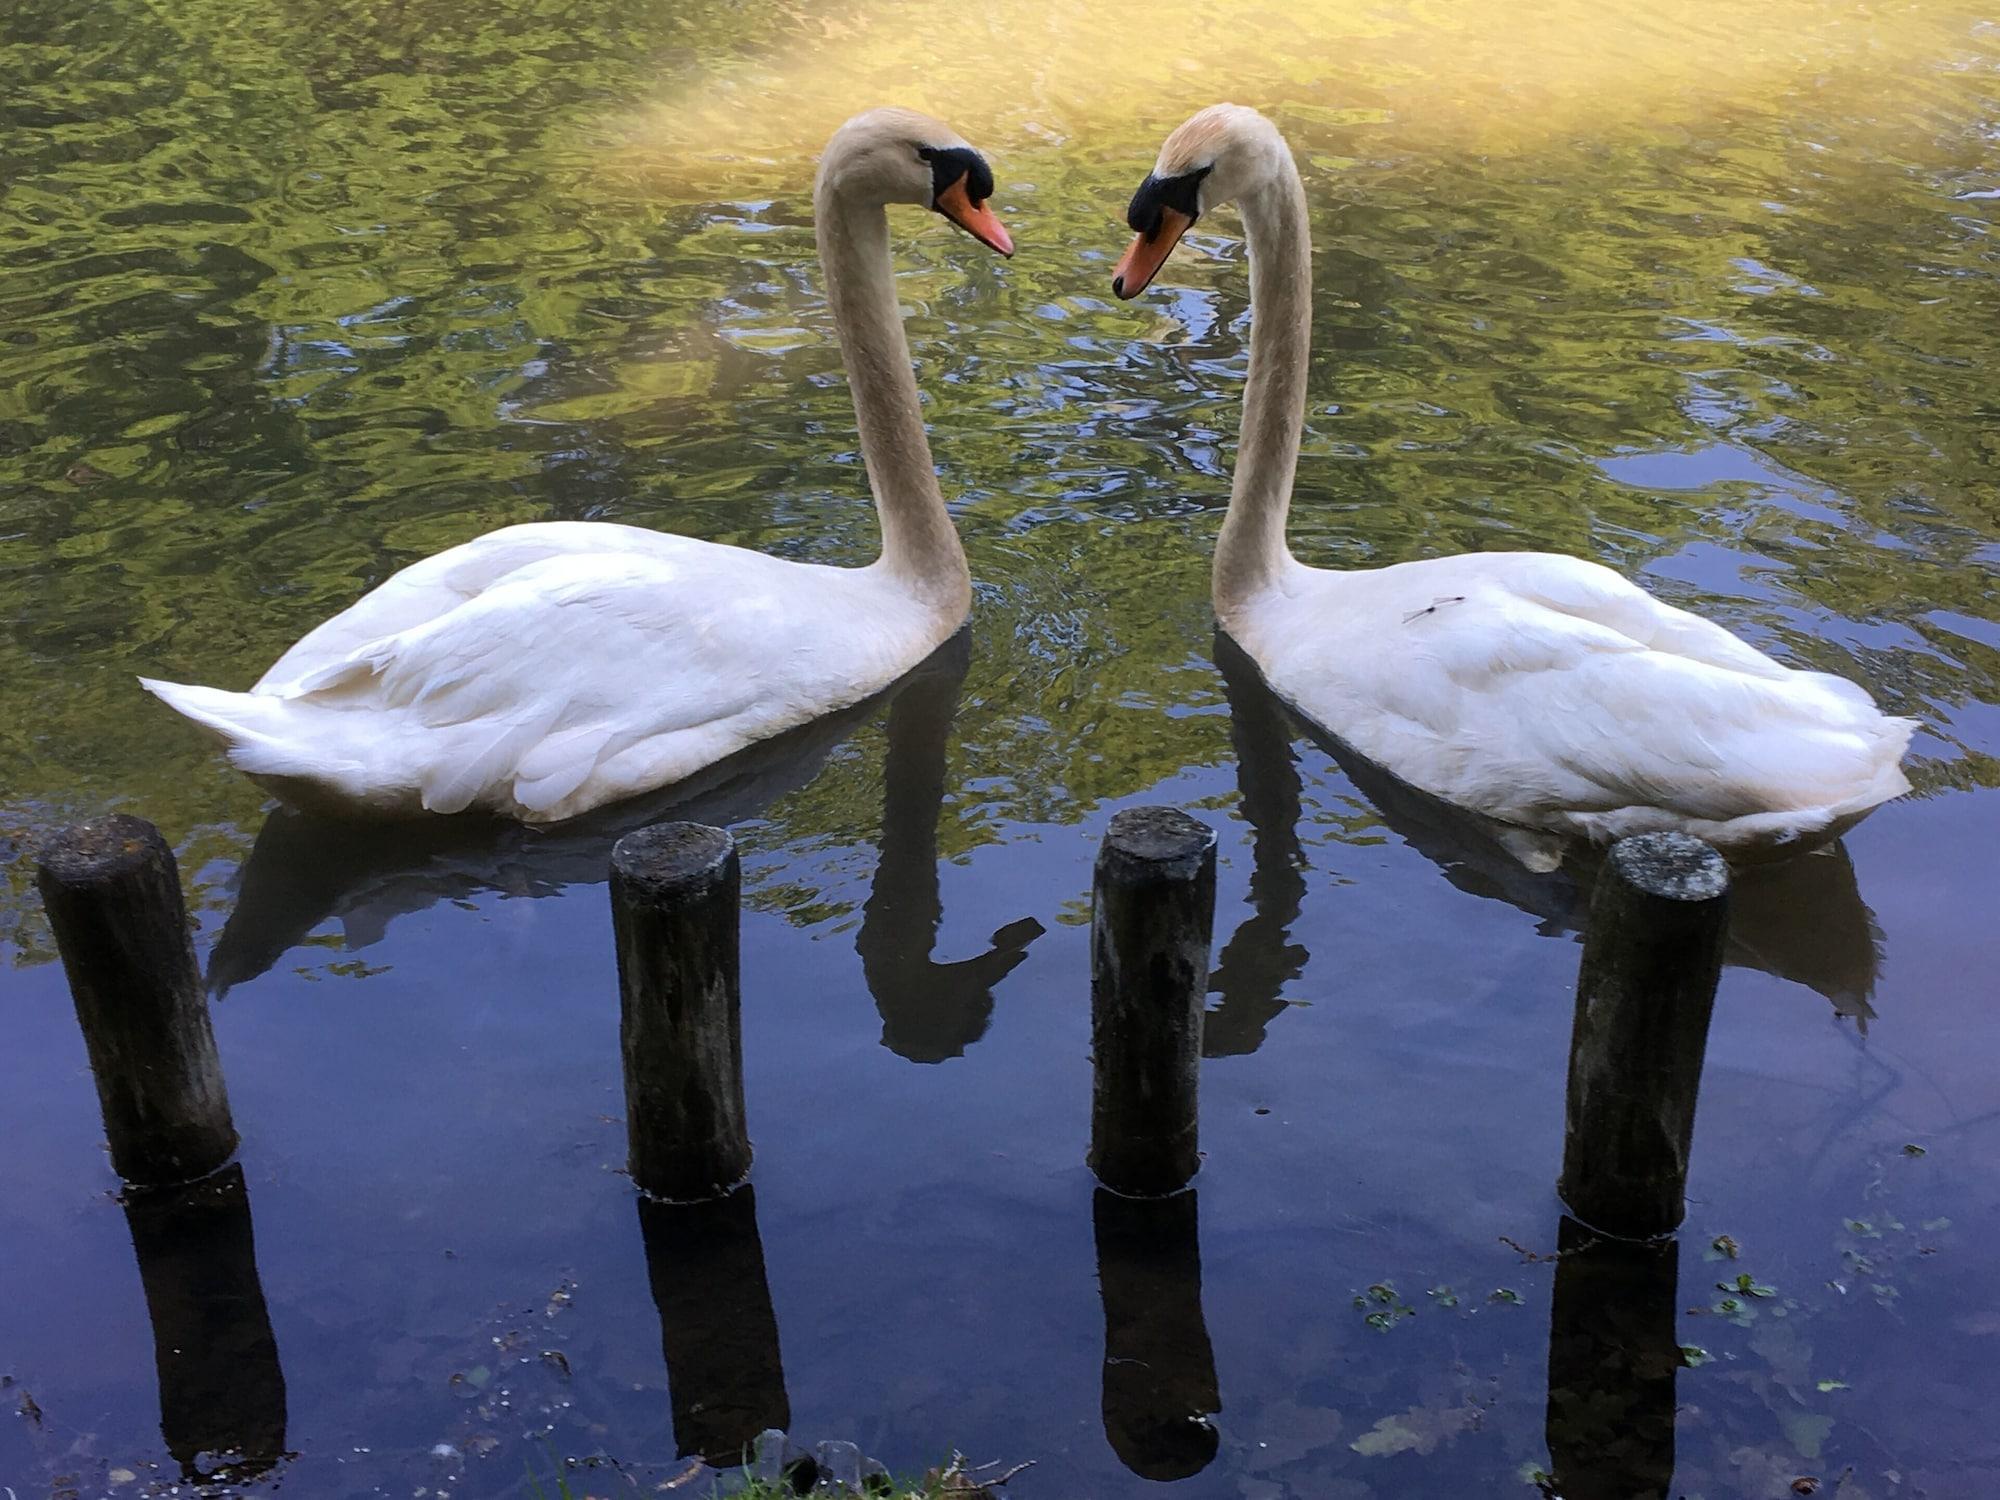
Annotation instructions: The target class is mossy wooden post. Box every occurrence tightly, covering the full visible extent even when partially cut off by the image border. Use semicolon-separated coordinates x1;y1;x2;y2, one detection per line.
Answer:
36;814;238;1186
1559;832;1730;1238
612;822;751;1201
1089;807;1217;1197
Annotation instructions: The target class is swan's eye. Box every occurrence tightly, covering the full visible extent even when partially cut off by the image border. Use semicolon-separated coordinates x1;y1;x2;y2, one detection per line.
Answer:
1126;166;1211;238
916;144;994;208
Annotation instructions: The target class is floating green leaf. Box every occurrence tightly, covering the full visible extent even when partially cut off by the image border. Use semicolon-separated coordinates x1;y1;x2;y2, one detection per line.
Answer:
1713;1296;1755;1326
1717;1272;1776;1298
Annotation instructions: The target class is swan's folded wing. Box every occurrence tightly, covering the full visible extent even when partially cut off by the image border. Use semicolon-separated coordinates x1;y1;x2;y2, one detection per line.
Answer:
1414;568;1910;819
1495;552;1792;679
256;522;711;695
272;552;789;815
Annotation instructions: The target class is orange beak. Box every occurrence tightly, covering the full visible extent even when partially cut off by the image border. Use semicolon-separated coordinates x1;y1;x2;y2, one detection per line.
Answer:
1111;206;1194;299
935;175;1014;257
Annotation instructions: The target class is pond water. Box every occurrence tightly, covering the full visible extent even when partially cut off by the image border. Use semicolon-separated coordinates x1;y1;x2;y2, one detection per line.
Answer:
3;0;1998;1494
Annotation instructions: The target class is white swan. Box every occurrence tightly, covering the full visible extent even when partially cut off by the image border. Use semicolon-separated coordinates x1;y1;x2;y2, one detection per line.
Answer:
143;108;1013;823
1111;104;1915;859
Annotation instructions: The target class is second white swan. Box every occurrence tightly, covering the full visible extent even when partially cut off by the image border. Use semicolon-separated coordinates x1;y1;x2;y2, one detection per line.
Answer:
1111;104;1914;858
144;107;1012;822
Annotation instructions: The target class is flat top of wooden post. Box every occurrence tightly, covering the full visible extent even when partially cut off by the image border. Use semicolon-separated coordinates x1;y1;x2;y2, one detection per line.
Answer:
1103;807;1216;871
612;822;735;889
1607;831;1729;902
36;813;171;886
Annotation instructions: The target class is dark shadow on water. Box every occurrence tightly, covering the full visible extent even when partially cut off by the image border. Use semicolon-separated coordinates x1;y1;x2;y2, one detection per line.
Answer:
1543;1216;1680;1500
207;630;1043;1055
1093;1186;1220;1481
637;1183;788;1464
122;1164;289;1483
1212;631;1883;1027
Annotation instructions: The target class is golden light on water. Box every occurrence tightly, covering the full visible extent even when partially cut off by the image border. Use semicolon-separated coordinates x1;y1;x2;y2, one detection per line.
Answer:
608;0;1990;183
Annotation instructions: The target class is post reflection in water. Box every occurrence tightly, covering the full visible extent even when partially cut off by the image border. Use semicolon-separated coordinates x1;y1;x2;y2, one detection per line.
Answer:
637;1184;789;1464
855;634;1045;1062
1210;632;1884;1020
207;629;1044;1061
1092;1187;1220;1481
1543;1217;1681;1500
121;1163;289;1482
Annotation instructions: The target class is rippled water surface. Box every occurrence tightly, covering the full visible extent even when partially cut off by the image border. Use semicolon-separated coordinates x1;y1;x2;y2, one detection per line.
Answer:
4;0;1998;1494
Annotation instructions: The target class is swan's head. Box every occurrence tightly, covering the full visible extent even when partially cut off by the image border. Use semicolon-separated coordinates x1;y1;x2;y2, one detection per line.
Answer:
817;107;1013;257
1112;103;1286;299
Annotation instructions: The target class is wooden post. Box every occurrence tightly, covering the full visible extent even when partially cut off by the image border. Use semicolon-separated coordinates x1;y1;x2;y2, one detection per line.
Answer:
1089;807;1217;1197
638;1184;790;1463
612;822;751;1201
1094;1186;1220;1480
1559;832;1730;1238
124;1163;289;1482
35;814;238;1186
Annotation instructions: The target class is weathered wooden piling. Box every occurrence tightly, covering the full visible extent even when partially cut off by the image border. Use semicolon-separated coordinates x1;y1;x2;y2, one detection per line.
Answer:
1559;831;1730;1238
1094;1186;1220;1480
638;1184;790;1463
35;814;238;1186
612;821;751;1201
1089;807;1217;1197
124;1163;289;1482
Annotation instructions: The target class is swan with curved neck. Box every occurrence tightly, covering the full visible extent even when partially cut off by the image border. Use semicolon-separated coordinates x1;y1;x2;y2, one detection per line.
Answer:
1113;104;1915;858
144;108;1011;823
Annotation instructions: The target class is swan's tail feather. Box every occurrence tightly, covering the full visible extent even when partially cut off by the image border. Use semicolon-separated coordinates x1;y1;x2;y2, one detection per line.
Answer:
139;677;366;785
1827;713;1918;821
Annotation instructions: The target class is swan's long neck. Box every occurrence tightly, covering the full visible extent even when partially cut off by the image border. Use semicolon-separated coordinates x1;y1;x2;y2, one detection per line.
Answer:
815;186;971;615
1213;148;1312;620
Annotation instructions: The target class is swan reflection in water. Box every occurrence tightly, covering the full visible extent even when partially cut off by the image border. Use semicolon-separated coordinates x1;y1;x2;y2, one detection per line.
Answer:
207;631;1041;1061
1208;632;1884;1057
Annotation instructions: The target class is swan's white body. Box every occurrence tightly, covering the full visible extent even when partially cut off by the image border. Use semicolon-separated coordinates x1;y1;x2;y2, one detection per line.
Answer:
1231;550;1911;851
145;524;947;821
143;108;1003;822
1124;105;1915;857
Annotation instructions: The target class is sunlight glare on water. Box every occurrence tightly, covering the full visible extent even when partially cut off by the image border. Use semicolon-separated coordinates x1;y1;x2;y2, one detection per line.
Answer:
615;0;1987;159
